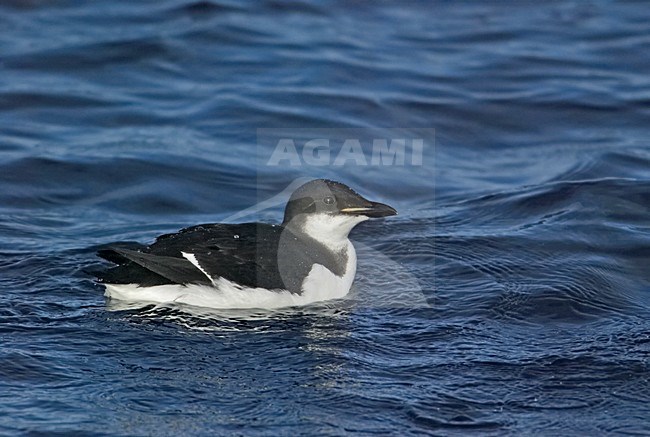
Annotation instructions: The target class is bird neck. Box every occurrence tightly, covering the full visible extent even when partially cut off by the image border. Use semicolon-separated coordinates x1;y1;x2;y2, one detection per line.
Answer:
284;213;367;253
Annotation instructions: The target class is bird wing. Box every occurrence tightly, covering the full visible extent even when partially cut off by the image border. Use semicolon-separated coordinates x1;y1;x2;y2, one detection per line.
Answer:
108;248;210;285
148;223;292;290
97;223;306;291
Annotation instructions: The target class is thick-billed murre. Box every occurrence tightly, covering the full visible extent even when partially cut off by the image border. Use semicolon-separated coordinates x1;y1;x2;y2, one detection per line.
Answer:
96;179;397;309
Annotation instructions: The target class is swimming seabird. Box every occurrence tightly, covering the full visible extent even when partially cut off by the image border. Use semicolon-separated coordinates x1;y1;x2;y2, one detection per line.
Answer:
96;179;397;309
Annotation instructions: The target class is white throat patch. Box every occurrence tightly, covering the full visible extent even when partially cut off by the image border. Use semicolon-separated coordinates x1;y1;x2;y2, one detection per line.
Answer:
298;213;368;251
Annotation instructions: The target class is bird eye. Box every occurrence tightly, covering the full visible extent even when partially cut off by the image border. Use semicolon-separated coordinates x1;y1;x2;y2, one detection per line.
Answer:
323;196;335;205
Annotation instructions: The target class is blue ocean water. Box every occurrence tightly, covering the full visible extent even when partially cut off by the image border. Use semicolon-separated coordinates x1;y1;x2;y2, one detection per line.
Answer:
1;0;650;434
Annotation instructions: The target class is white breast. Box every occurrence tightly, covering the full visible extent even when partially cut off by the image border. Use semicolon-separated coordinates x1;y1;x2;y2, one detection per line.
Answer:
300;240;357;301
